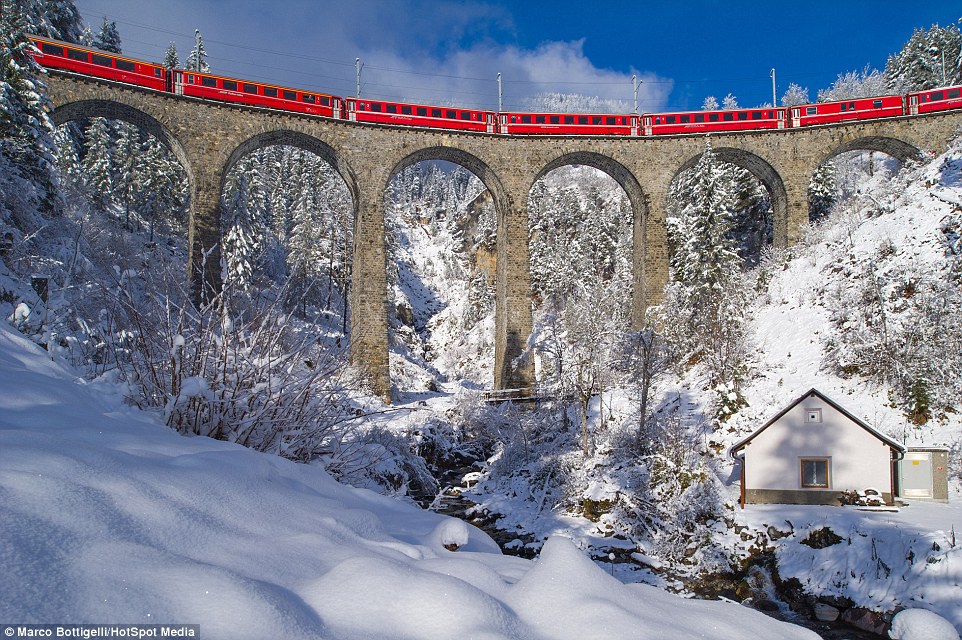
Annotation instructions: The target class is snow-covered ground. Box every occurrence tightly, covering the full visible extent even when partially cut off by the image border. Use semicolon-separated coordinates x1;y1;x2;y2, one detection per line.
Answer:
0;322;823;639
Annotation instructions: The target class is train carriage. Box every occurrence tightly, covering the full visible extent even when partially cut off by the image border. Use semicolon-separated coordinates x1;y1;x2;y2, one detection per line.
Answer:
345;99;495;133
172;70;341;118
907;85;962;115
789;95;904;127
497;112;639;136
30;36;168;92
643;108;786;135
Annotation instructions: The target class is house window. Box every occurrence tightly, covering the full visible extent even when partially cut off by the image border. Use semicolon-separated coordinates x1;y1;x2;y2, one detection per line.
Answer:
800;458;830;488
805;408;822;423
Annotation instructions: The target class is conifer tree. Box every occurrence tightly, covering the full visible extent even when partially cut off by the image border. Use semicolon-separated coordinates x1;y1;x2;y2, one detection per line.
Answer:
664;139;750;405
0;0;61;213
163;42;179;69
94;16;121;53
81;117;113;211
185;29;209;73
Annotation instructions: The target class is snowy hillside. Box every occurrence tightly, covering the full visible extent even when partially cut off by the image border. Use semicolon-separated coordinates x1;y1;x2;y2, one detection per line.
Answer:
0;322;822;639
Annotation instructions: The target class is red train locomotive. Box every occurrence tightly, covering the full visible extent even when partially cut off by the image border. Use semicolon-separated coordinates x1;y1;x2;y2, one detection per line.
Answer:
27;35;962;139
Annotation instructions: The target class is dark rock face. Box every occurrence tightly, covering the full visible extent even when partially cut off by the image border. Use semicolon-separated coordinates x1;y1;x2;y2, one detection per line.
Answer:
800;527;844;549
841;608;890;636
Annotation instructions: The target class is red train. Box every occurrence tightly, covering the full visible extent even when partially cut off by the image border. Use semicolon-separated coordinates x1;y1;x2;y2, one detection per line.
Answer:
29;35;962;138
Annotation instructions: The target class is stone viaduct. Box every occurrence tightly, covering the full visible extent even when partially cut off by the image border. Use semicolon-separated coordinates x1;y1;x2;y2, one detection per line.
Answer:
43;70;962;401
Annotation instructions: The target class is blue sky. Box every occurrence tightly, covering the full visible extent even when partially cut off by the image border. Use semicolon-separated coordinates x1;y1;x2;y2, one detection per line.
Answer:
72;0;961;112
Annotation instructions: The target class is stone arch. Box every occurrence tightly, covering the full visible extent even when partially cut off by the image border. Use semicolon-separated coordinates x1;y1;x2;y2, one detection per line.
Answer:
674;146;790;249
385;145;520;389
820;135;923;166
226;130;360;209
533;151;652;327
50;99;190;183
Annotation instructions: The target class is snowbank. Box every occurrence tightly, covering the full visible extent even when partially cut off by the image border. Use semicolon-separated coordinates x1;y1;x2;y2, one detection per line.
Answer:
0;323;818;639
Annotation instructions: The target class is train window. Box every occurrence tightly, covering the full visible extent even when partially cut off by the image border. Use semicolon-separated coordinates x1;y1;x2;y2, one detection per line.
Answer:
386;104;396;113
186;74;194;83
40;43;65;56
873;100;883;108
578;116;589;124
222;80;238;91
370;103;382;112
564;116;575;124
550;115;560;124
680;115;690;123
849;102;856;110
521;115;532;124
592;116;602;125
67;48;87;61
536;115;546;124
461;112;472;120
243;83;257;93
949;89;961;99
723;113;734;121
201;76;216;87
694;114;705;123
840;103;847;112
806;106;817;115
402;106;412;115
737;111;748;120
321;96;331;106
708;113;719;122
446;110;456;119
92;54;113;67
432;109;442;117
116;59;135;72
155;68;162;77
417;107;427;116
665;116;676;124
931;91;944;101
264;87;277;97
303;94;316;103
606;117;616;125
283;90;296;100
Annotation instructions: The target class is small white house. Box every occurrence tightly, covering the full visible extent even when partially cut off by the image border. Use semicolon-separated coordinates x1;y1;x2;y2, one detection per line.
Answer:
730;389;905;507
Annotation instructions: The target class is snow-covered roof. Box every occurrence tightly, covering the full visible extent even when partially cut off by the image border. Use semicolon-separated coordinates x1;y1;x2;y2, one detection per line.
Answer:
729;388;906;459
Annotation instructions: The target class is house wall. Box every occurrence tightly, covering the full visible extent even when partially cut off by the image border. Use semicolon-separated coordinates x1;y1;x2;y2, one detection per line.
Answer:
743;400;894;504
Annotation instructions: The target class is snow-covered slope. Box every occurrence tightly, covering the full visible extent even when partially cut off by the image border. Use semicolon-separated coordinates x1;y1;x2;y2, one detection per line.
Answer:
0;323;820;639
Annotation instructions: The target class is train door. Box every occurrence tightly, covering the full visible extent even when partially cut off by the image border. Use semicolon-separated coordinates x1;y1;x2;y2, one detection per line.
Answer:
172;69;185;95
345;98;357;121
642;115;652;136
486;112;495;133
499;113;508;134
908;94;919;116
332;98;342;119
790;107;801;128
630;115;639;136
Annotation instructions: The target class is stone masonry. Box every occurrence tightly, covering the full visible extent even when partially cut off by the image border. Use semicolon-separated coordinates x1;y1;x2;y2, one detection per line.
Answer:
44;70;962;401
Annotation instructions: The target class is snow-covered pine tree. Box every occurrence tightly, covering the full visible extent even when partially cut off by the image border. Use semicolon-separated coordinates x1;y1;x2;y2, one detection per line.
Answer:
0;0;61;214
93;16;121;53
81;117;113;211
721;94;739;110
701;96;719;111
185;29;209;73
885;22;962;91
111;120;140;228
664;139;750;411
163;42;179;69
223;167;260;293
808;162;838;221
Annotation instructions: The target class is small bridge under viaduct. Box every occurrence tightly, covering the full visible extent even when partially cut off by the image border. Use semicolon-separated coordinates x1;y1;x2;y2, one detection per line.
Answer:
43;70;962;400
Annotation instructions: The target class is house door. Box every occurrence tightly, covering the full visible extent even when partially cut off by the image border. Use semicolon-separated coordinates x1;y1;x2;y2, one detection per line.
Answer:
900;452;933;498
